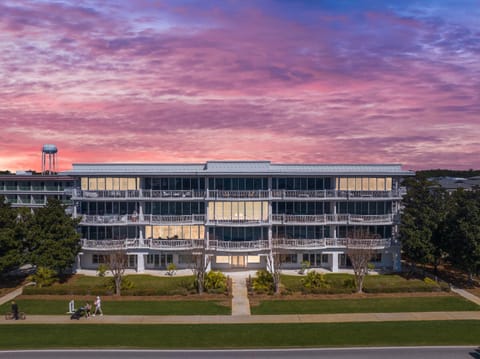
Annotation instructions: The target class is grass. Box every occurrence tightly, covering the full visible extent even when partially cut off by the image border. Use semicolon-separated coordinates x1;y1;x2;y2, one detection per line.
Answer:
0;299;230;315
0;321;479;349
279;273;444;294
250;296;479;315
23;274;197;296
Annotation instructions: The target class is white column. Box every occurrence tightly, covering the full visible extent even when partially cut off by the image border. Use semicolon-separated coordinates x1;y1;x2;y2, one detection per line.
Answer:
331;253;339;272
205;255;211;272
139;202;144;221
137;253;145;273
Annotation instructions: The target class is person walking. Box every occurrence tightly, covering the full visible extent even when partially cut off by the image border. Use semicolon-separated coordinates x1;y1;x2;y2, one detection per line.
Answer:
11;301;19;320
84;302;91;318
93;296;103;316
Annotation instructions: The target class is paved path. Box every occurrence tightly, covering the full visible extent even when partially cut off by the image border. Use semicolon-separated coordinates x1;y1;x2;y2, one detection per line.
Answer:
3;311;480;325
229;272;251;316
451;287;480;306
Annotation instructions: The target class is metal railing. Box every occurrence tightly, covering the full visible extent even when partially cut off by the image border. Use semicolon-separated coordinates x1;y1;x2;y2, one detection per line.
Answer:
271;214;392;224
209;240;269;251
80;214;206;225
81;238;205;250
207;190;270;199
72;188;403;200
273;237;391;249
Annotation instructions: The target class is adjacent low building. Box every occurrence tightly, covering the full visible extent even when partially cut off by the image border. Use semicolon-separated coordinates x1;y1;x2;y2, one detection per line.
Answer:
61;161;413;273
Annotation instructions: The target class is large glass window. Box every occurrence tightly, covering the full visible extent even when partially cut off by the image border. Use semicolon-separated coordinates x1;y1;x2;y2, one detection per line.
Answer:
336;177;393;191
208;201;268;221
146;225;205;239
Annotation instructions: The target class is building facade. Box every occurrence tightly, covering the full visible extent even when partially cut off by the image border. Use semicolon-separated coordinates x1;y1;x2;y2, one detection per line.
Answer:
0;172;73;211
63;161;413;273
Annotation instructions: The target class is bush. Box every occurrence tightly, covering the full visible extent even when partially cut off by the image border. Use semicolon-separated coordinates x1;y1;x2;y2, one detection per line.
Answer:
27;267;57;288
299;260;311;274
204;271;228;294
301;271;330;291
97;264;108;277
105;276;135;293
252;270;274;294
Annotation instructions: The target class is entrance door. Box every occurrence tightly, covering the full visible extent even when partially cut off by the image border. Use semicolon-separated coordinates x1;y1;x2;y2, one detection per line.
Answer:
231;256;246;268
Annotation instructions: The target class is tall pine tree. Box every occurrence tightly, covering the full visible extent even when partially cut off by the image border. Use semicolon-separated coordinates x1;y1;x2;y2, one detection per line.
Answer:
25;198;81;275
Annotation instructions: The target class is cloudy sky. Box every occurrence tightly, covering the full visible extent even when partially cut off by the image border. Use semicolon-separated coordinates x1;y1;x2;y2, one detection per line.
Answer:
1;0;478;171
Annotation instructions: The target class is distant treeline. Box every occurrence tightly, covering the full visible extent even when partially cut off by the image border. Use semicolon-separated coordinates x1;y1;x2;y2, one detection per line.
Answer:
416;169;480;179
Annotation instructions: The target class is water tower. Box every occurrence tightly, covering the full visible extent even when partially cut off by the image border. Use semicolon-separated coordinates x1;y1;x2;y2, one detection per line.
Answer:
42;144;58;175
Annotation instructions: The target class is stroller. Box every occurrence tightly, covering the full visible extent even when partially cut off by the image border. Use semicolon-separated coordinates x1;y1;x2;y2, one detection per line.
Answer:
70;306;85;320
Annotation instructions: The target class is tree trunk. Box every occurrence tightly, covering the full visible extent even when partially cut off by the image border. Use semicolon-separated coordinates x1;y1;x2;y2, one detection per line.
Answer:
115;275;122;296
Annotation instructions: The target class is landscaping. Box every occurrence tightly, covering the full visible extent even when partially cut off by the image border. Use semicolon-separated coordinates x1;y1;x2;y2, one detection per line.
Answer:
22;274;199;296
249;272;449;295
1;321;479;349
250;295;479;315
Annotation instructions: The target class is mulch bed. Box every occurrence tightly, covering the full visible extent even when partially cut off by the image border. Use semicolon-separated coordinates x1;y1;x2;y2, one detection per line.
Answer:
248;291;456;305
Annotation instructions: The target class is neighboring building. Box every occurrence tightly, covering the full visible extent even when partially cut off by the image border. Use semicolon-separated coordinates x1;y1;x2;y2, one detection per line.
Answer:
0;171;74;210
429;176;480;193
62;161;413;273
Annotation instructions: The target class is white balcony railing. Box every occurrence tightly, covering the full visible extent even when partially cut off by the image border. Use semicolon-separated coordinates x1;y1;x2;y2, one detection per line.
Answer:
81;238;205;250
73;188;403;200
273;238;391;249
80;214;206;225
72;189;205;199
209;240;269;251
271;214;392;224
207;190;270;199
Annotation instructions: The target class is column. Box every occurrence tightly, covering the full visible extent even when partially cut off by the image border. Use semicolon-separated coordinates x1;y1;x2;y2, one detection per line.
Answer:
331;252;339;272
137;253;145;273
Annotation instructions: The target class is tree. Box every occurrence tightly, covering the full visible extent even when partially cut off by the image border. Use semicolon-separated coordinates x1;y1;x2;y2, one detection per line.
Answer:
188;240;211;294
446;188;480;282
108;250;128;296
267;240;285;295
25;198;81;275
0;199;28;276
346;229;377;293
400;177;448;271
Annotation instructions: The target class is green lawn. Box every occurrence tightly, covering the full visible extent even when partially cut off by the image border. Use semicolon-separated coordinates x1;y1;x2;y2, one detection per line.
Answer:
251;296;479;315
0;299;230;315
22;274;197;296
1;321;479;349
280;273;445;294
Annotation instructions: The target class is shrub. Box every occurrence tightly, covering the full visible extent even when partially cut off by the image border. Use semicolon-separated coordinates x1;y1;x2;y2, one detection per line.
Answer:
252;270;274;294
97;264;108;277
204;271;228;294
105;277;135;293
343;277;356;289
367;263;375;273
166;263;177;275
301;271;330;290
299;260;311;274
423;277;437;285
27;267;58;288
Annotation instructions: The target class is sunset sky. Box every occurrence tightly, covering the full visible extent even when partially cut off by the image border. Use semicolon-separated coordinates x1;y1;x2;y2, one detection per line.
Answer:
1;0;478;172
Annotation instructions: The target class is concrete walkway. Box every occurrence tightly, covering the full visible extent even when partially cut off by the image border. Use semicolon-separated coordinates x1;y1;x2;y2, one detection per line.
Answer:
229;272;252;316
3;311;480;325
451;287;480;306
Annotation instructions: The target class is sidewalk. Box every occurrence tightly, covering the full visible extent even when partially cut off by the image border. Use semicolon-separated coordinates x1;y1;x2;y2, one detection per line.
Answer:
3;311;480;325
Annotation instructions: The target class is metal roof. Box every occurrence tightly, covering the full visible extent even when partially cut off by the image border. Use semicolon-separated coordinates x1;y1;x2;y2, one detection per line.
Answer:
62;161;414;176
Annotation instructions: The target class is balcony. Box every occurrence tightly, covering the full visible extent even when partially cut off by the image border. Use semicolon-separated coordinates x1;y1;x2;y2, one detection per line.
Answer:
208;240;269;252
81;238;204;250
72;189;205;200
207;219;269;226
80;214;206;225
207;190;270;199
272;238;391;250
271;214;392;225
